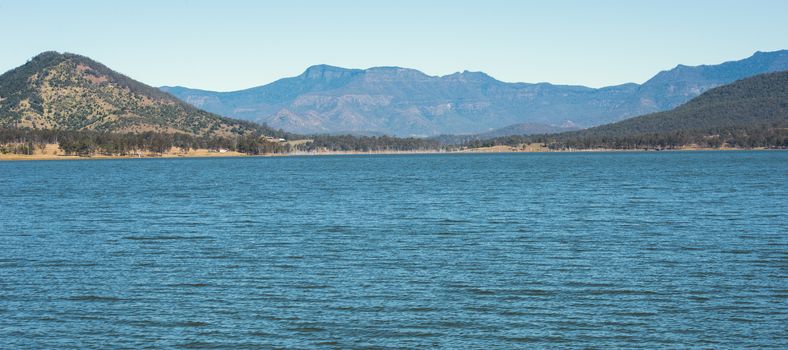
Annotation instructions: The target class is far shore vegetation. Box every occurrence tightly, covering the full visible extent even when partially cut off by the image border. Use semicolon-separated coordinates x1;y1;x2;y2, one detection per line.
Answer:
1;125;785;161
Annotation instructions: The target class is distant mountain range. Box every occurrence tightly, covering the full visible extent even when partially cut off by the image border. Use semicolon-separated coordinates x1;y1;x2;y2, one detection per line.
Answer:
0;52;270;137
1;50;785;147
162;50;788;137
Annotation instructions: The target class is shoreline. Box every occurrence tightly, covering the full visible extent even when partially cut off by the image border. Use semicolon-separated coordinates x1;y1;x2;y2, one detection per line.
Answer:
0;144;780;161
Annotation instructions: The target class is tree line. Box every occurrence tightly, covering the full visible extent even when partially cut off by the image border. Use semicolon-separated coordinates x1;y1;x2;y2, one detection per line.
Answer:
0;128;446;156
0;128;292;156
3;125;785;158
465;124;787;150
301;134;445;152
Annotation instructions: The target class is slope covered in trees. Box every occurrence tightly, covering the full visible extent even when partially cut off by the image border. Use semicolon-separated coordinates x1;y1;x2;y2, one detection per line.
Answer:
0;128;293;156
473;71;788;149
0;52;286;138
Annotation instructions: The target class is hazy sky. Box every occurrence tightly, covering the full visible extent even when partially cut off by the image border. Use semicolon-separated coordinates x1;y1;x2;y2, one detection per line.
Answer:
2;0;786;91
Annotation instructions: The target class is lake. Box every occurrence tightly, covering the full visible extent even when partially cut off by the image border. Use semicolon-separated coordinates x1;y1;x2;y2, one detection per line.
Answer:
1;152;786;348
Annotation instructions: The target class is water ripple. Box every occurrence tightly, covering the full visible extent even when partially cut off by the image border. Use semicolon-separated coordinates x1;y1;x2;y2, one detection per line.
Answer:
0;152;786;348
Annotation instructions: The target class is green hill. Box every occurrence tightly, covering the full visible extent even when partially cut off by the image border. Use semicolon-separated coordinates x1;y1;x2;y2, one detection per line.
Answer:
0;52;277;138
477;71;788;149
577;71;786;134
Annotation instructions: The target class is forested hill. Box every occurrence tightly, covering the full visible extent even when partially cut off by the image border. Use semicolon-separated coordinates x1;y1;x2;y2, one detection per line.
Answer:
571;71;787;141
482;71;788;149
0;52;286;138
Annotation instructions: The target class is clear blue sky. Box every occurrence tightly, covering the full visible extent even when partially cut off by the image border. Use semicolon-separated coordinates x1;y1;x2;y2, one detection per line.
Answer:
1;0;786;91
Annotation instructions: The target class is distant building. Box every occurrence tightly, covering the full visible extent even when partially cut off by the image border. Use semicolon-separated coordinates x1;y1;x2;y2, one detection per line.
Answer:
263;136;287;143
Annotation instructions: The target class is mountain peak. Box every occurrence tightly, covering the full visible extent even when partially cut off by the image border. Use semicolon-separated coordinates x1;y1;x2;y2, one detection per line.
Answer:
1;52;265;137
19;51;71;71
30;50;64;60
363;66;430;80
443;70;495;82
300;64;360;81
26;51;103;70
753;49;787;56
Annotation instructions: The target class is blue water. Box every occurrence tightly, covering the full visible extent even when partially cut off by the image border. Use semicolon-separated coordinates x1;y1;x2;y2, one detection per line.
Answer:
1;152;786;349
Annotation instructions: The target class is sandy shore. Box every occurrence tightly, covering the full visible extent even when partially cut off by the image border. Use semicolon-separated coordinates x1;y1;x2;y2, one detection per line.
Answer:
0;144;248;161
0;143;777;161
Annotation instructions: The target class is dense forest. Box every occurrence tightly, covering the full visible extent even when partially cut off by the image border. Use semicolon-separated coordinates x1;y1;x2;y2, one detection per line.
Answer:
2;122;785;157
464;124;787;150
0;128;292;156
300;134;444;152
0;128;444;156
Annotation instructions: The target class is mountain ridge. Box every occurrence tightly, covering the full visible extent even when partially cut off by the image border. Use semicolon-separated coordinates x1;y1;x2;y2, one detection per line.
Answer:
161;50;788;136
477;71;788;149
